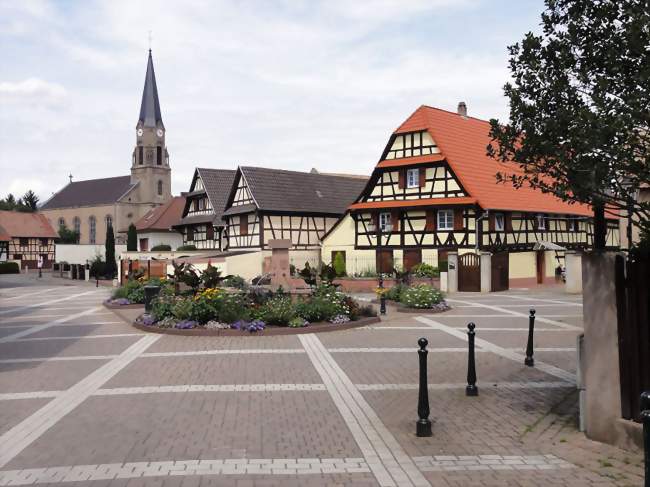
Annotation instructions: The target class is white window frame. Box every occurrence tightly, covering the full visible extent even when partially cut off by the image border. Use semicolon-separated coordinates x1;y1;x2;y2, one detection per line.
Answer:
536;214;546;230
437;209;454;231
379;212;391;232
494;213;505;231
406;168;419;188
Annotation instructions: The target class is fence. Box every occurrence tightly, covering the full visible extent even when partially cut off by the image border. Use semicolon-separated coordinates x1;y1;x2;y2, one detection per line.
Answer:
290;255;439;278
615;252;650;422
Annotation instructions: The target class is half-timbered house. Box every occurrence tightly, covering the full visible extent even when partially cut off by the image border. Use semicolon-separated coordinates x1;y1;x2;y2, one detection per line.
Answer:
0;210;57;269
174;168;236;250
322;104;619;286
221;167;367;264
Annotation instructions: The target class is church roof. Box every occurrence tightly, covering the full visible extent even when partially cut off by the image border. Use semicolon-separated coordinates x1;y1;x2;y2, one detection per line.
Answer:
135;196;185;232
231;166;367;215
40;176;136;210
138;50;164;129
0;210;57;238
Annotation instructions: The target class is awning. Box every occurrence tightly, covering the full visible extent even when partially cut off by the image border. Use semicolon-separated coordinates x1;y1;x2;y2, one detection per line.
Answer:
533;241;566;251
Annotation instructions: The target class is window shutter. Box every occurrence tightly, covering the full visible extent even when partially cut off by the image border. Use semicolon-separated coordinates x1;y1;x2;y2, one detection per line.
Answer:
398;170;405;189
425;210;436;231
505;213;513;232
453;209;464;230
390;210;400;232
418;168;426;187
489;213;495;231
372;213;379;230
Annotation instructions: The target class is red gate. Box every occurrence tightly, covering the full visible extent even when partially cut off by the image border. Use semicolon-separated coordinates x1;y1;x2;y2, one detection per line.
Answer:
458;253;481;292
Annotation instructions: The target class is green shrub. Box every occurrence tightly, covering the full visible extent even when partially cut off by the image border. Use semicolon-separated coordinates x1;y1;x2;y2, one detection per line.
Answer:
151;244;172;251
89;256;106;278
333;252;346;277
223;275;247;290
294;297;338;322
400;284;444;309
288;317;308;328
260;295;296;326
151;295;175;321
172;298;194;320
412;263;439;278
385;283;406;302
200;264;229;288
0;262;20;274
177;244;197;251
112;286;129;299
358;304;377;317
312;284;350;316
212;292;250;323
189;298;216;324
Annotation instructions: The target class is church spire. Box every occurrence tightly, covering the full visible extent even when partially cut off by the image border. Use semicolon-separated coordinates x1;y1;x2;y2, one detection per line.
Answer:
138;50;164;129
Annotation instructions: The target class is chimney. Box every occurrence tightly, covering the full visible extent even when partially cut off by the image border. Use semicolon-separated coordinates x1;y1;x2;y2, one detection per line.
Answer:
457;101;467;117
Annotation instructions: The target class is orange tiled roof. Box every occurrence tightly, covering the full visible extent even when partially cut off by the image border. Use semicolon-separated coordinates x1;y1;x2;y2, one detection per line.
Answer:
135;196;186;231
387;105;593;216
0;210;58;238
0;224;10;241
377;154;445;169
349;196;477;210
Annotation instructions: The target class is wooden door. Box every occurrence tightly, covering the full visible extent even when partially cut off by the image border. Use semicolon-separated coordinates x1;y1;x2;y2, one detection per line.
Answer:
536;251;545;284
403;249;422;271
376;250;394;275
491;251;509;292
458;253;481;292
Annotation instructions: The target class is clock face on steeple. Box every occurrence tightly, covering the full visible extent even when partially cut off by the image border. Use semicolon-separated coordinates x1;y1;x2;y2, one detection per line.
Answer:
157;129;164;137
137;128;143;136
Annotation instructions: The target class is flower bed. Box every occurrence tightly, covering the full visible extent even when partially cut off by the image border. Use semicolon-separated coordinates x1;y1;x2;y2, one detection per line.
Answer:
376;283;451;313
105;277;173;307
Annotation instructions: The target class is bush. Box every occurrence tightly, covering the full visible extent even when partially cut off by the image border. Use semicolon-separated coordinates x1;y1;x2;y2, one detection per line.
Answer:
0;262;20;274
400;284;444;309
333;252;346;277
212;292;250;323
172;299;194;320
189;297;216;324
294;297;338;322
358;304;377;317
151;295;175;321
177;244;197;251
223;275;247;290
412;263;439;278
259;295;296;326
201;264;228;288
385;283;406;302
151;244;172;251
89;256;106;279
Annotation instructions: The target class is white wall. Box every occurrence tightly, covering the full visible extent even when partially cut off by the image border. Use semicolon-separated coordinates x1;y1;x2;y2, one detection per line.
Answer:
137;231;184;251
55;244;127;264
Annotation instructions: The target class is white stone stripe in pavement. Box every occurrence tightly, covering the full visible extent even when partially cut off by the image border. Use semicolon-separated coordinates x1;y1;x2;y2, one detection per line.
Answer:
141;349;305;357
446;298;582;331
415;316;576;383
0;391;62;400
0;307;104;343
356;381;575;391
453;303;578;308
0;458;370;484
329;347;478;353
13;333;144;342
0;288;59;302
428;314;583;318
367;326;574;332
300;334;430;487
94;384;328;395
0;355;117;364
0;321;123;330
0;334;160;469
412;454;573;471
0;290;100;315
501;295;582;307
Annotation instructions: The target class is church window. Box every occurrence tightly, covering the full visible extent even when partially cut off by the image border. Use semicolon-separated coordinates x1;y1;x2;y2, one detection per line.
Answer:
89;216;96;244
156;146;162;165
58;217;65;228
386;131;437;160
138;146;143;165
73;217;81;239
105;215;113;228
158;180;163;196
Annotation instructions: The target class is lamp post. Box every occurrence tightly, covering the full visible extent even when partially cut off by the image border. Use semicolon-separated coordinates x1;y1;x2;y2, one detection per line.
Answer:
368;217;392;315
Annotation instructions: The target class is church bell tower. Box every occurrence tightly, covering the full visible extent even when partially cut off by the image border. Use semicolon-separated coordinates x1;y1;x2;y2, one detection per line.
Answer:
131;49;172;204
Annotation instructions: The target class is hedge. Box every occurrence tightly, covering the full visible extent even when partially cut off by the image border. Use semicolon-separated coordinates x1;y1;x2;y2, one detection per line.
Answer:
151;244;172;251
177;245;197;251
0;262;20;274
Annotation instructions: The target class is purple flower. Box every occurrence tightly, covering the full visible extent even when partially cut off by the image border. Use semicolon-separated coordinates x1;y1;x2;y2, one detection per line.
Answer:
175;320;197;329
230;320;248;330
141;314;155;326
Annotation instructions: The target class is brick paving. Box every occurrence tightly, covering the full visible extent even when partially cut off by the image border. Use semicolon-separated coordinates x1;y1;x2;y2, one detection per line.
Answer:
0;273;644;486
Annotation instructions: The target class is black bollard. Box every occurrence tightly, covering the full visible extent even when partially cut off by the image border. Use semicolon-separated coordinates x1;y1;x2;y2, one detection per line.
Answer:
466;322;478;396
525;308;536;366
416;337;432;437
641;391;650;487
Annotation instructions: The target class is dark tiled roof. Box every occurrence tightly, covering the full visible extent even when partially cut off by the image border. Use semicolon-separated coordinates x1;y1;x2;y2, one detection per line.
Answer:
138;50;164;129
175;214;222;227
196;168;237;221
222;203;257;217
40;176;135;210
239;166;367;215
135;196;185;231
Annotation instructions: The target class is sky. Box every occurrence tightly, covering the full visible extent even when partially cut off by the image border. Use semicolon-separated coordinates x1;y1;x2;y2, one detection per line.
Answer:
0;0;546;202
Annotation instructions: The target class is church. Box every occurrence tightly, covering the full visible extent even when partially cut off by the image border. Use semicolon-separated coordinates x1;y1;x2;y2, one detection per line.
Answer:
39;50;172;244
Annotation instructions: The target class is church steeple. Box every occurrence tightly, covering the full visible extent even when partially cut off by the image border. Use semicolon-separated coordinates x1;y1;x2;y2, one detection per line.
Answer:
138;50;164;129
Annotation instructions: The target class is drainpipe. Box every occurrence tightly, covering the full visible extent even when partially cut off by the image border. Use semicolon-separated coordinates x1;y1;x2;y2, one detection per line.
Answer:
475;209;489;253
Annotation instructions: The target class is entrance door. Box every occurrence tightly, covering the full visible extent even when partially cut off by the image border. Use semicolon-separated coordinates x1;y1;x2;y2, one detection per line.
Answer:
458;253;481;292
403;249;422;271
536;251;545;284
491;251;509;292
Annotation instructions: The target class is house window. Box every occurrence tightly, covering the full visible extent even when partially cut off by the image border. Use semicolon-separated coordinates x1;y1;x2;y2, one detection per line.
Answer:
89;216;96;244
379;212;391;232
186;227;194;241
406;168;419;188
240;215;249;236
40;238;48;247
139;238;149;251
19;238;28;248
386;131;438;159
13;254;22;260
494;213;505;231
536;214;546;230
206;225;214;240
105;215;112;228
157;180;163;196
58;217;65;228
437;210;454;231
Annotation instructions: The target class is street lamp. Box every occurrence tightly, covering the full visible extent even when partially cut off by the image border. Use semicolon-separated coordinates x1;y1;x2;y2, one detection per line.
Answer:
368;217;392;315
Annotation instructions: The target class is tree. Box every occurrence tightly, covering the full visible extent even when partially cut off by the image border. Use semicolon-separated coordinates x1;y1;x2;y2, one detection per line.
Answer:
127;223;138;251
105;224;117;278
58;225;79;244
488;0;650;249
21;190;39;211
333;252;346;277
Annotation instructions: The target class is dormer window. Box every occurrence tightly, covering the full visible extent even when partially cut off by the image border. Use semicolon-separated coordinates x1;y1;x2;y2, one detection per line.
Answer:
406;169;419;188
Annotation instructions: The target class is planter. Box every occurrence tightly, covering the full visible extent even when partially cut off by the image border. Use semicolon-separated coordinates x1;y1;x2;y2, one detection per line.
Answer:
133;315;381;336
103;302;145;310
334;277;440;293
394;302;451;314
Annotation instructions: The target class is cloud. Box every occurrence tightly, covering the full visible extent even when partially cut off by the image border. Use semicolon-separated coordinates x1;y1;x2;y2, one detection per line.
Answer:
0;78;67;104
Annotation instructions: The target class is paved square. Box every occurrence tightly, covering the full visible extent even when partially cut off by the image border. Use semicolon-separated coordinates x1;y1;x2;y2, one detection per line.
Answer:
0;274;644;486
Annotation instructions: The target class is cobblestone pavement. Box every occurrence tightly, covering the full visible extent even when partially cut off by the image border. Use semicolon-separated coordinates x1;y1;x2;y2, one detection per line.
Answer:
0;274;644;486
